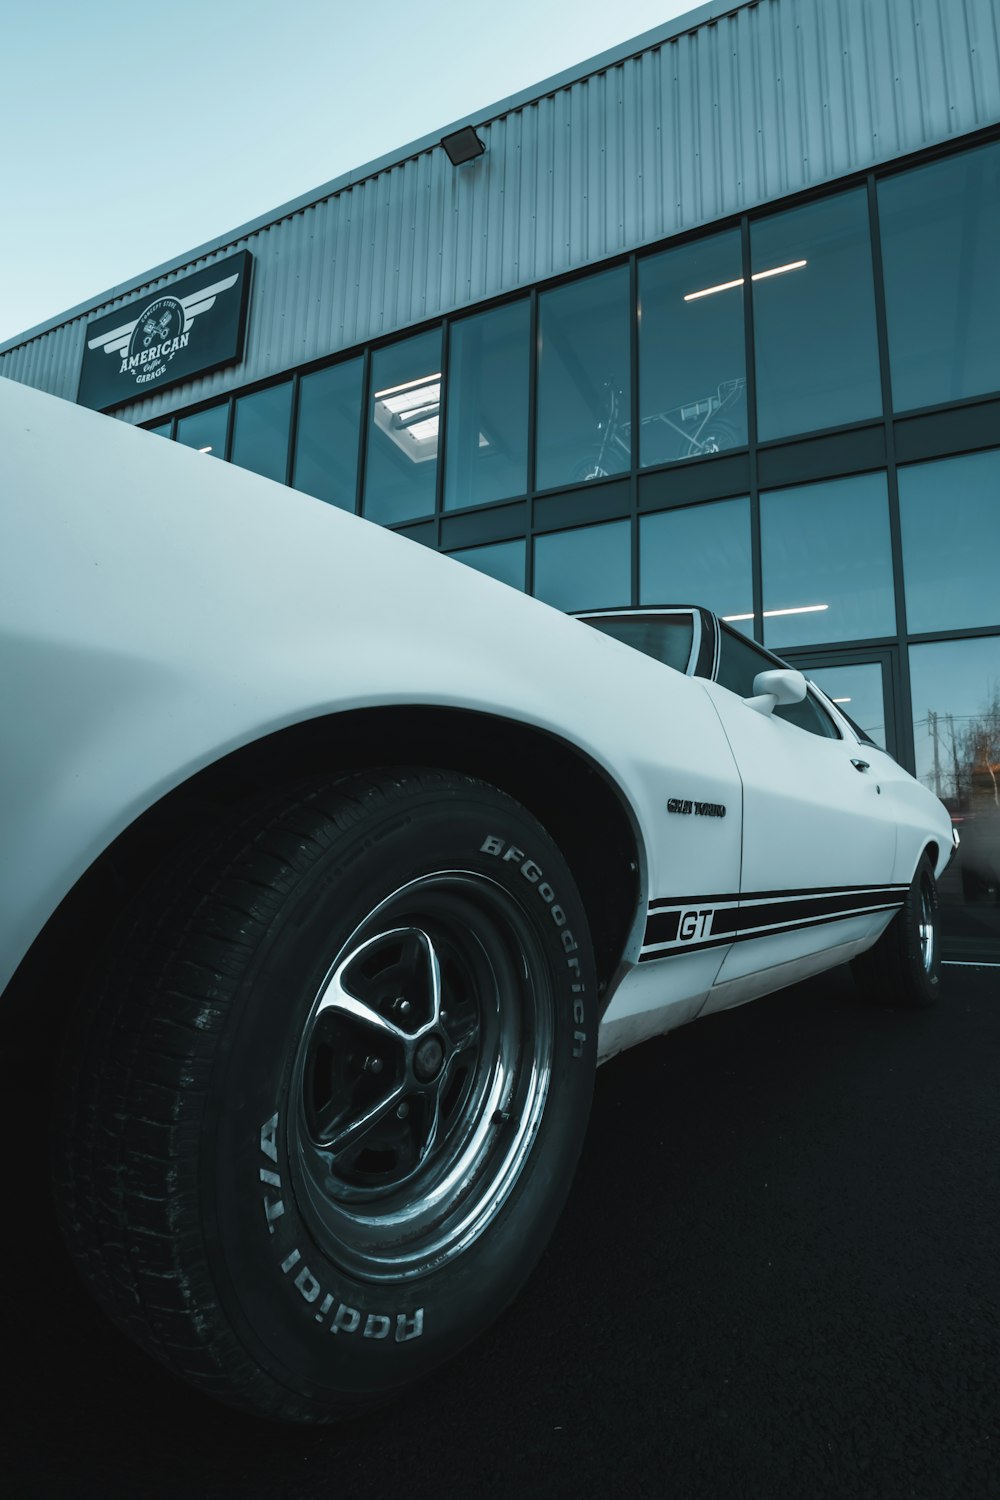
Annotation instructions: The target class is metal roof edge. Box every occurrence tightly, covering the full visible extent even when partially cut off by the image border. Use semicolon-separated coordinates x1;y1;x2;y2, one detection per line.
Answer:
0;0;751;355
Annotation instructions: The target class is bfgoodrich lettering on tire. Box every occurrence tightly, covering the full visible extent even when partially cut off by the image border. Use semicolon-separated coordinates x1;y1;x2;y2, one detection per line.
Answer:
52;770;598;1422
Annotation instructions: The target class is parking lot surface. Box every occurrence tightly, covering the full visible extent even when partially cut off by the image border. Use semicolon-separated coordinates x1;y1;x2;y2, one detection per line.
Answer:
6;965;998;1500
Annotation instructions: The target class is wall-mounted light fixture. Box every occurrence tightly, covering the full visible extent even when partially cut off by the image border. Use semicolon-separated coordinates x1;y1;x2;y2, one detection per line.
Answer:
441;126;486;166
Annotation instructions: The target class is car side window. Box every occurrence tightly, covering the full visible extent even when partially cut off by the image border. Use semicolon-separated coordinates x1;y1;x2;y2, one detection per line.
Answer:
715;624;840;738
715;625;774;696
774;690;841;739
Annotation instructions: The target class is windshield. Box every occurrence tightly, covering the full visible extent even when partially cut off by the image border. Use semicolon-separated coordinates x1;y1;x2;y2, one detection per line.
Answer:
582;614;695;675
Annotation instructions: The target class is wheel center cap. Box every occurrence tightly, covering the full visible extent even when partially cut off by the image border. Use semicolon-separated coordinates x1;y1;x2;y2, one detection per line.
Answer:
413;1036;445;1083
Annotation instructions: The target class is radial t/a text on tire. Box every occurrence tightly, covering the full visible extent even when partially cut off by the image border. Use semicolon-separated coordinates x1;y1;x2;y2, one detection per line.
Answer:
52;769;598;1423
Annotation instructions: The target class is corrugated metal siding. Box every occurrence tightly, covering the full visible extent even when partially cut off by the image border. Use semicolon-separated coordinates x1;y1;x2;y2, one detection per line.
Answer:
3;0;998;422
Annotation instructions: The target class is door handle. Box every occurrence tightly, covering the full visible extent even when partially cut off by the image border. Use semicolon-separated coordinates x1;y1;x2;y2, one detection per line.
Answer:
851;758;870;773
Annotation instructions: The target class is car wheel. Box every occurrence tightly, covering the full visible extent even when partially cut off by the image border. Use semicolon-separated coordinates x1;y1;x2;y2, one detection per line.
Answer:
52;769;597;1423
684;419;742;458
850;853;942;1007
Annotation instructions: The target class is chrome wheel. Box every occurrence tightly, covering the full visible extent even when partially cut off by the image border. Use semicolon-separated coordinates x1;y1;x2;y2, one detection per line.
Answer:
918;873;937;974
290;872;556;1282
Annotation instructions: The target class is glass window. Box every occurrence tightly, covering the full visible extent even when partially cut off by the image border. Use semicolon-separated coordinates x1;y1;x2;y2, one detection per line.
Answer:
909;636;1000;803
805;664;887;751
146;419;173;438
292;359;363;511
364;330;442;525
751;189;882;441
536;267;631;491
898;448;1000;635
533;520;631;612
640;497;753;636
878;141;1000;413
760;473;896;649
715;625;776;696
773;690;840;739
231;382;292;482
909;636;1000;958
445;301;530;511
638;229;747;465
714;626;837;737
448;539;526;590
582;613;695;674
175;403;228;457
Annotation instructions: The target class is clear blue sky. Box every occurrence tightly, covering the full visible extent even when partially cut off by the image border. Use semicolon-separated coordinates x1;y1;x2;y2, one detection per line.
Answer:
1;0;697;344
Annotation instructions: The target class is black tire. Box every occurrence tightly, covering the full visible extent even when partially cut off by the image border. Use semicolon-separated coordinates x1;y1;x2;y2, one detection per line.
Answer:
850;853;942;1008
52;769;598;1423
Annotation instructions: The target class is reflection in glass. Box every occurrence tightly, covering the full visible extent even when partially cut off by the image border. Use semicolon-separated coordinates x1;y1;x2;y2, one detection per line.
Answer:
751;189;882;441
445;301;529;510
176;403;228;457
448;539;526;590
638;230;747;466
805;663;887;750
533;520;631;612
899;448;1000;635
878;141;1000;412
231;383;293;482
760;473;895;649
536;267;631;491
292;359;363;510
640;497;752;636
363;330;442;525
583;614;694;674
910;635;1000;960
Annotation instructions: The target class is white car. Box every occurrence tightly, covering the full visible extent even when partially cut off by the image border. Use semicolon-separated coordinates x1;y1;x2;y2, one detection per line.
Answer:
0;378;953;1423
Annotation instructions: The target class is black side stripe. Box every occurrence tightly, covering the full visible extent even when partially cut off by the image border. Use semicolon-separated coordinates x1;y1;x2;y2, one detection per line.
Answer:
639;884;906;963
648;882;908;913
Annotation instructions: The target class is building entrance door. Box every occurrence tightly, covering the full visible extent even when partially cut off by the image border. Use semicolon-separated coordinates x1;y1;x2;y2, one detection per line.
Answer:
783;648;900;763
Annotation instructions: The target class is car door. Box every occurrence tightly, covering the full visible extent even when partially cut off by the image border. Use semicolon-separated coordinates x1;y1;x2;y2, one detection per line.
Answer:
578;608;746;1044
699;625;900;1009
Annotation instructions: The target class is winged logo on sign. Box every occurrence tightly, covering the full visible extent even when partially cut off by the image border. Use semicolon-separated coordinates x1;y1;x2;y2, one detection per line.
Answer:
87;273;240;388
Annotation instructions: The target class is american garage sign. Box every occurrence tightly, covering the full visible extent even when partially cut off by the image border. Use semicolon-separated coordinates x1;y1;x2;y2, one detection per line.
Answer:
78;250;252;411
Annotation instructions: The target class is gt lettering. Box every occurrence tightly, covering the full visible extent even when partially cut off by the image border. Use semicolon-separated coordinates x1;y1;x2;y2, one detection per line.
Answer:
678;909;714;942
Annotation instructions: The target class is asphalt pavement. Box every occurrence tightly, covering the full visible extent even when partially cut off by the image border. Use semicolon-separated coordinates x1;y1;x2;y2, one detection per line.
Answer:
5;964;998;1500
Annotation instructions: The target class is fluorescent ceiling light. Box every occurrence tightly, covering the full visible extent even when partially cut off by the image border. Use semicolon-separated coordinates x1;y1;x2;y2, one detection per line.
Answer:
751;259;807;282
683;276;744;303
832;697;852;704
197;445;212;453
684;259;807;302
374;373;442;402
722;604;829;622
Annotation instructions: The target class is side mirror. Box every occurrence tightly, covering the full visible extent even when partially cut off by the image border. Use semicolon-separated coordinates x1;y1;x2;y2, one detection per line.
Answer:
743;668;808;716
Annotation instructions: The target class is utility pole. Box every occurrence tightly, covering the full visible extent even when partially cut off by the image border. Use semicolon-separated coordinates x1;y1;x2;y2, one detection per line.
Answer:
946;712;963;806
929;709;942;799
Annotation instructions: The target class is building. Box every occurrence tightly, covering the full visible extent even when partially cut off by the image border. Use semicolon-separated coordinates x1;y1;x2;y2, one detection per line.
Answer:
3;0;999;959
